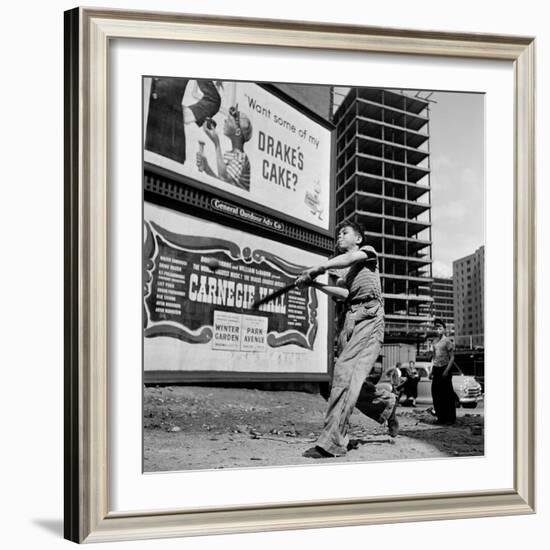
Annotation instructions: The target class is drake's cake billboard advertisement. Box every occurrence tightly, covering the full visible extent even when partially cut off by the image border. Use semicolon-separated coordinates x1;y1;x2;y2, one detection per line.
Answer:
143;203;329;374
143;79;332;232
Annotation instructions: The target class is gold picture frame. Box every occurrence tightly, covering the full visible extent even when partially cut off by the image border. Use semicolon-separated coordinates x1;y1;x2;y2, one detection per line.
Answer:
64;7;535;543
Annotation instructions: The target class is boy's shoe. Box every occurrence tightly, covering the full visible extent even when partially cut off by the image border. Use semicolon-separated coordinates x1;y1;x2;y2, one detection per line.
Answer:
302;446;334;459
387;415;399;437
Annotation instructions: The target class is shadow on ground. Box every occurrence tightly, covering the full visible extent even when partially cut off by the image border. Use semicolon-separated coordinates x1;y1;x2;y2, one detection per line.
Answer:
396;409;485;457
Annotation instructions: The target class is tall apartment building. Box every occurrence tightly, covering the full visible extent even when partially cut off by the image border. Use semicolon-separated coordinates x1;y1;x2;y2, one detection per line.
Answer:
453;246;485;348
433;277;455;336
333;88;433;343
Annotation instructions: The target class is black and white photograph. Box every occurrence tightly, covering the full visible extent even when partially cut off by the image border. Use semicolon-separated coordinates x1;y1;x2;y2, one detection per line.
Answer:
143;78;485;472
2;0;545;547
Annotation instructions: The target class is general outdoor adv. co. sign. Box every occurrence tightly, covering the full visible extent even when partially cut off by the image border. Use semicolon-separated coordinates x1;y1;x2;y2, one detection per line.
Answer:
143;79;332;232
143;205;329;375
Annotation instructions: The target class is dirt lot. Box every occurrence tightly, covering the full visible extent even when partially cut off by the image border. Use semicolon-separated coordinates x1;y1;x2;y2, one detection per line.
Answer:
144;385;484;472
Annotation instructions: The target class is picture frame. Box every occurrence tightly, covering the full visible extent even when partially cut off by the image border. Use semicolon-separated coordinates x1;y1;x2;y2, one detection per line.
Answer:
64;7;535;543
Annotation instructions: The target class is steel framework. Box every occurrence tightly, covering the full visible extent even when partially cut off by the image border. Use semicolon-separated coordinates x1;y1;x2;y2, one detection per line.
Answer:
333;88;434;342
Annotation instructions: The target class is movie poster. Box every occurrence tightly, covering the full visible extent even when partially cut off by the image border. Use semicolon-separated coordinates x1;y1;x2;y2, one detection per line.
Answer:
143;203;329;374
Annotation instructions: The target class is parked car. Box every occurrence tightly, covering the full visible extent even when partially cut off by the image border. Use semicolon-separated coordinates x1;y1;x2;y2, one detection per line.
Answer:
411;362;483;408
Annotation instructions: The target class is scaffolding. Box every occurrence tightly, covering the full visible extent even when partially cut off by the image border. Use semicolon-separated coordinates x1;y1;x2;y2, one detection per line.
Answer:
333;88;434;343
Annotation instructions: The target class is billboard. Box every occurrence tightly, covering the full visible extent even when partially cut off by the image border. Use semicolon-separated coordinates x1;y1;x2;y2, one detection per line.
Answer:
144;78;333;232
143;203;329;374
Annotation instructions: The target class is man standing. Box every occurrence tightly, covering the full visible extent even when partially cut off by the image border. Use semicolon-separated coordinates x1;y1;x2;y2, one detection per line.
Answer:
146;78;221;164
296;222;396;459
430;319;456;425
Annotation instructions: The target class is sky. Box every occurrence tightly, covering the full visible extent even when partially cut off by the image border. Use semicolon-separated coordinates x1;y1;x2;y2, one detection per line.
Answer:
425;91;485;277
332;86;485;278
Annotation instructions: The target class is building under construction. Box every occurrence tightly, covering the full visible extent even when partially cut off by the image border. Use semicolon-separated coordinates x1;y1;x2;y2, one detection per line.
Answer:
333;88;434;344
